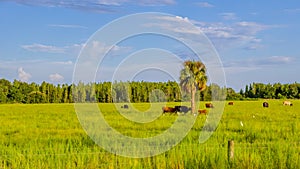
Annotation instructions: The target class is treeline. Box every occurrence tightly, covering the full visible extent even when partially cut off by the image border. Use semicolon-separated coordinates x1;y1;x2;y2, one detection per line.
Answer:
0;79;299;104
0;79;223;103
239;83;300;99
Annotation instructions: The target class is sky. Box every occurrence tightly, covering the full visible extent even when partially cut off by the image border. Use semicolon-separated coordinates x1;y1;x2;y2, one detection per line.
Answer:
1;0;300;91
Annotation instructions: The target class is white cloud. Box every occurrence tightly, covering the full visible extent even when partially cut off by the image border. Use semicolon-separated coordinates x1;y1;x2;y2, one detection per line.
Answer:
195;2;214;8
284;8;300;13
21;43;85;54
267;56;294;64
52;61;73;65
151;15;190;23
146;15;274;50
48;24;87;29
150;13;288;53
225;56;294;70
137;0;176;6
21;42;130;57
84;41;131;58
243;43;264;50
195;21;268;40
192;20;275;50
249;12;258;16
225;66;260;74
175;16;189;22
49;73;64;82
235;21;270;35
18;67;31;82
22;43;65;53
11;0;175;12
145;15;202;35
12;0;125;12
96;0;127;6
0;60;74;83
220;13;238;20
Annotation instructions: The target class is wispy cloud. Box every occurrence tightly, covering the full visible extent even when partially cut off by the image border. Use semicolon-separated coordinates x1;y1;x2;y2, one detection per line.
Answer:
49;73;64;82
21;43;66;53
196;21;268;41
284;8;300;13
225;56;294;68
193;20;277;50
10;0;176;12
195;2;214;8
10;0;119;13
220;13;238;20
48;24;87;29
137;0;176;6
224;56;295;75
18;67;31;82
243;43;264;50
145;15;275;51
21;43;84;54
146;15;201;35
262;56;294;65
52;61;73;65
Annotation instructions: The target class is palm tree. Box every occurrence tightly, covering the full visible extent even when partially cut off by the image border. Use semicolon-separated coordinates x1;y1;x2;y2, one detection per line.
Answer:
180;60;207;114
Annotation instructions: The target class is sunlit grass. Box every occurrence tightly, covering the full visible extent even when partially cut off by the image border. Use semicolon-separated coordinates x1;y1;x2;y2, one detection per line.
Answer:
0;100;300;168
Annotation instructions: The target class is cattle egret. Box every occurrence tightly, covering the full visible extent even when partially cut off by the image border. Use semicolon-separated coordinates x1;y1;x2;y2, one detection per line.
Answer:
240;121;244;127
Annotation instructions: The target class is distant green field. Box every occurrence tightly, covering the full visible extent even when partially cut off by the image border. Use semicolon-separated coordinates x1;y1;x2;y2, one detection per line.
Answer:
1;100;300;168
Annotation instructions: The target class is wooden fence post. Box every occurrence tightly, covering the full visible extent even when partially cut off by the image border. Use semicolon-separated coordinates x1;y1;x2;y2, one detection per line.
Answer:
228;140;234;162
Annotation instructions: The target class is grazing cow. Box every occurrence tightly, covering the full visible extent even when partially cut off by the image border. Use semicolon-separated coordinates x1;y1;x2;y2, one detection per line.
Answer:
198;109;207;115
174;106;191;114
228;102;234;105
205;103;214;108
121;104;129;109
263;102;269;108
162;106;177;114
283;101;293;106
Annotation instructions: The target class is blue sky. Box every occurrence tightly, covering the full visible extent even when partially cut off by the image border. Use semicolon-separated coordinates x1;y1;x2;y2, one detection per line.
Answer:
1;0;300;91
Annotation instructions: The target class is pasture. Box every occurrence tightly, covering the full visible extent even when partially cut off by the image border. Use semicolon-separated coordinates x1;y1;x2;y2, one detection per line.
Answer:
0;100;300;168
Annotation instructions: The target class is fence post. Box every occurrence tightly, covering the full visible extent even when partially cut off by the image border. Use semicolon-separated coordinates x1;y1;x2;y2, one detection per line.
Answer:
228;140;234;162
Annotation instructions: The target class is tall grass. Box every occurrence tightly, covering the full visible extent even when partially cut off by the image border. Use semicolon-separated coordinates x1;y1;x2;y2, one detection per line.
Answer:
0;100;300;168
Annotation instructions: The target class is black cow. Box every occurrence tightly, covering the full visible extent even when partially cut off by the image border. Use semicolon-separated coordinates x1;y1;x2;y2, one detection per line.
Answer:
263;102;269;108
121;104;129;109
228;102;234;105
174;106;191;113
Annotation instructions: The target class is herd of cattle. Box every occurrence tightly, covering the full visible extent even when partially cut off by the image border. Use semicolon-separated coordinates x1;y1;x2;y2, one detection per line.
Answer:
120;100;293;115
161;103;214;115
161;106;206;115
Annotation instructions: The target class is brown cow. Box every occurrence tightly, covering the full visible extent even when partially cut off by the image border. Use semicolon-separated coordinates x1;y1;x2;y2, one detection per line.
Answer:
205;103;214;108
198;109;207;115
228;102;234;105
162;106;177;114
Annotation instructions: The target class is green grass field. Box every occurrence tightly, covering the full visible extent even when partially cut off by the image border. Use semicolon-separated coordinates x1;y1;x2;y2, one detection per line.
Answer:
1;100;300;168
